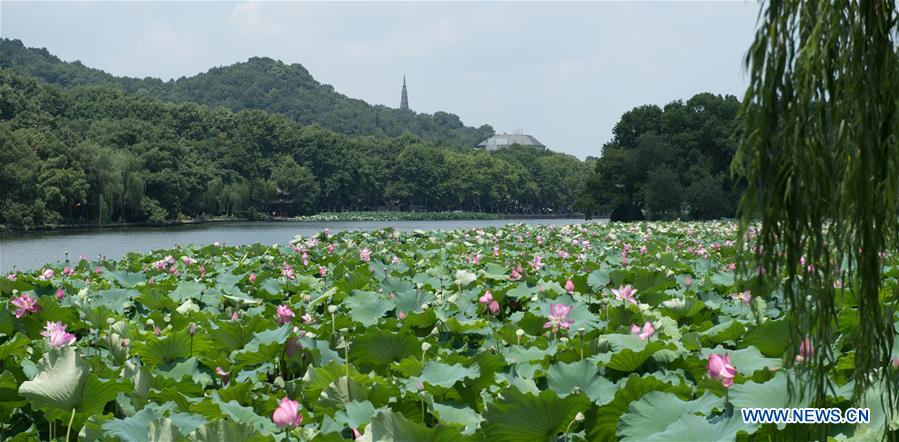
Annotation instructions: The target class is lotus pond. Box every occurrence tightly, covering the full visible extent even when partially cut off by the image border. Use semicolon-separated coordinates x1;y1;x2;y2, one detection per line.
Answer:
2;221;898;441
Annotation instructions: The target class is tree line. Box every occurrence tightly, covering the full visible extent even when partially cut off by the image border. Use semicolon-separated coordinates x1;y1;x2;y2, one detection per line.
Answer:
0;69;592;229
577;92;743;221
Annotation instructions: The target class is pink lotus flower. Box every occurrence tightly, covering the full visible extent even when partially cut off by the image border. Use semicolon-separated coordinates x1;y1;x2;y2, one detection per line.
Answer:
153;325;162;336
493;246;500;257
276;305;295;324
55;288;65;301
359;248;372;262
328;243;336;253
181;256;193;265
640;245;648;255
631;321;655;340
684;275;692;287
41;321;76;348
544;303;574;331
732;290;751;305
565;279;575;293
164;255;175;264
63;267;74;276
531;255;544;271
11;294;40;318
510;266;523;281
391;255;401;265
795;336;813;362
231;311;241;321
612;285;638;304
249;273;256;283
892;357;899;369
301;313;315;324
272;397;303;428
479;291;500;315
154;260;167;270
6;273;16;281
319;266;327;277
281;263;295;280
398;311;406;320
215;367;230;385
707;353;737;387
40;268;54;281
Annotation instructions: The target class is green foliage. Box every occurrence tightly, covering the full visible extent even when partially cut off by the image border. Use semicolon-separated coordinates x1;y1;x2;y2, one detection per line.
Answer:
581;93;741;220
0;38;491;147
734;1;899;436
0;52;593;228
2;221;897;439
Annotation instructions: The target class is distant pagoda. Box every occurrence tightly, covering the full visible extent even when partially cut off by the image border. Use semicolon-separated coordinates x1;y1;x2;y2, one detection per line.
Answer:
400;75;409;111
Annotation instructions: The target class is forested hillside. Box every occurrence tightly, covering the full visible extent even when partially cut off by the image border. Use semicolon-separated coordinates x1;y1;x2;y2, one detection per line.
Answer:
578;93;742;221
0;69;591;229
0;38;494;146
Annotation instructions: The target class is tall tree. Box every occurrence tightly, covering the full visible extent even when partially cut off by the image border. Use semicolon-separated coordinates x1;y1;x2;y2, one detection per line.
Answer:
734;1;898;436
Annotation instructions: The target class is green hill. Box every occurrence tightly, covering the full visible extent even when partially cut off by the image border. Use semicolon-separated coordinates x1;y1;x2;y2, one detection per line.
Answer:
0;38;494;146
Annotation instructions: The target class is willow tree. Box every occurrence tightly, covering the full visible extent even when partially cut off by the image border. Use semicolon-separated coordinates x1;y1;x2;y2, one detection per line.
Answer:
734;0;898;437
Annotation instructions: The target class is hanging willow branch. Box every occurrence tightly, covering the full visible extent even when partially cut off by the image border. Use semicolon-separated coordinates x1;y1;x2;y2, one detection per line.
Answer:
734;0;898;438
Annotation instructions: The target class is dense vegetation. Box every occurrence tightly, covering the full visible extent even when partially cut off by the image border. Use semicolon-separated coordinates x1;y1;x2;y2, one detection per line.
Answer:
0;39;494;147
0;68;592;229
290;212;500;222
578;93;742;221
3;221;896;440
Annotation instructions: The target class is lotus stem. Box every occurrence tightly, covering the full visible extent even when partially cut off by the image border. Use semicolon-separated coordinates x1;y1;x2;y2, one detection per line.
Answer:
65;408;76;442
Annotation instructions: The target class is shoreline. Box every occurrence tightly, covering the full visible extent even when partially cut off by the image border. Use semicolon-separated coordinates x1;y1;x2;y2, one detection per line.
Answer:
0;212;591;235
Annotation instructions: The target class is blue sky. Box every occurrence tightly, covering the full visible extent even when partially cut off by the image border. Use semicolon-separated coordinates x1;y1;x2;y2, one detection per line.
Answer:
1;1;760;158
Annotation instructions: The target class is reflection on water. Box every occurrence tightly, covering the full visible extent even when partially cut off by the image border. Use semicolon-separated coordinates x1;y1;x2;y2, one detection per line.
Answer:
0;219;600;272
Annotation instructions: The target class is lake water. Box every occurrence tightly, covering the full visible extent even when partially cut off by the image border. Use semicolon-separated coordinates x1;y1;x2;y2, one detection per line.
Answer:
0;218;597;273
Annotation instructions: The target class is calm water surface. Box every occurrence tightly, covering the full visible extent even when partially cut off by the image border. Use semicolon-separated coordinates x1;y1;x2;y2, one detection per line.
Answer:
0;219;598;273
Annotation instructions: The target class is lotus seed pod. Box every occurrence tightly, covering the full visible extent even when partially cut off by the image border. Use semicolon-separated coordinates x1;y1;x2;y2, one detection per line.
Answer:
575;412;585;422
328;305;338;314
421;342;431;352
515;329;525;337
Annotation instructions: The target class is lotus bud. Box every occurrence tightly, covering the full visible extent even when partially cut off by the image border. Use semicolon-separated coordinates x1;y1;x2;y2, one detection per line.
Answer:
189;322;197;336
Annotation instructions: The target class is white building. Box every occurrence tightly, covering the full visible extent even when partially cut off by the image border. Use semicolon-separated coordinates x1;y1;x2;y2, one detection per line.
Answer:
477;133;546;151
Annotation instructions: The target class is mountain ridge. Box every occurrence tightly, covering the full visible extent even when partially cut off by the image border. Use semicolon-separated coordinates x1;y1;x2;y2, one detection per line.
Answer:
0;38;493;146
